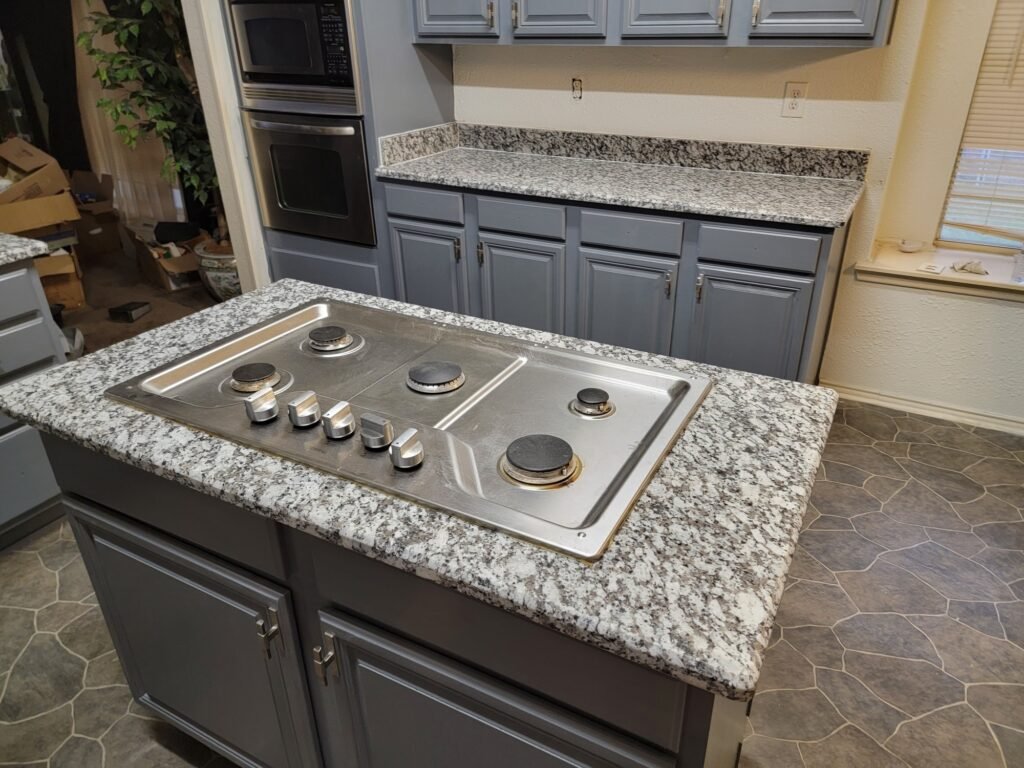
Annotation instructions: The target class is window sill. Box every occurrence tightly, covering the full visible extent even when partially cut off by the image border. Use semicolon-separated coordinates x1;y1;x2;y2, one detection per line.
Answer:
856;243;1024;303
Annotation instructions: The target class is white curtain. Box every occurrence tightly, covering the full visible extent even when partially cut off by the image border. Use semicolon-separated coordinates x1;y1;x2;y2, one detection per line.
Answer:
70;0;184;222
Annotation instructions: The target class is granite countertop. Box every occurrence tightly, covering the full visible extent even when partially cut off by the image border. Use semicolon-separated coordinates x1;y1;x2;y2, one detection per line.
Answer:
376;123;868;229
0;279;836;700
0;233;48;268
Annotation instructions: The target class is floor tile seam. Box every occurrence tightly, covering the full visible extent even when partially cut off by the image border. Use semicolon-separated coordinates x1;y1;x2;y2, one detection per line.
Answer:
815;663;918;722
52;633;92;667
881;700;969;748
903;615;1024;686
0;696;75;726
831;627;945;674
973;705;1012;768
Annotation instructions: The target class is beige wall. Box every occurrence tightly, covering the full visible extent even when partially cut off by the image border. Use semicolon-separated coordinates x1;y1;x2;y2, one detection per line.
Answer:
453;1;1024;428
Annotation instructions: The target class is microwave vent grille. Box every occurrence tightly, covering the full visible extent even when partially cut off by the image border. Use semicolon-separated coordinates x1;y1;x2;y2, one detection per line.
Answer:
242;84;358;109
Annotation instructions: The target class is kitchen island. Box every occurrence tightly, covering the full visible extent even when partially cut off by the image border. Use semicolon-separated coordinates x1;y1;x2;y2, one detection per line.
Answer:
0;278;835;767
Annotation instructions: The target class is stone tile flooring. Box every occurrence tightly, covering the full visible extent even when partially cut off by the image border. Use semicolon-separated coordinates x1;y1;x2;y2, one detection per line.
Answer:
0;400;1022;766
742;401;1024;768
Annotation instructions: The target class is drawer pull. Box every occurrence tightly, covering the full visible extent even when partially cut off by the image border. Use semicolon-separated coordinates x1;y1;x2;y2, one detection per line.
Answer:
695;274;705;303
487;0;495;27
717;0;726;27
255;609;280;658
751;0;761;27
313;632;338;686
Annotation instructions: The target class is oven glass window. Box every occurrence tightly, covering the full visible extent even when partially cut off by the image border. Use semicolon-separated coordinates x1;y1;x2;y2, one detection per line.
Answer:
245;18;313;69
271;145;348;217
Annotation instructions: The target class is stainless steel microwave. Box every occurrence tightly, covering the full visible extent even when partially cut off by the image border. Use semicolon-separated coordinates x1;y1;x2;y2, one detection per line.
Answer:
228;0;361;115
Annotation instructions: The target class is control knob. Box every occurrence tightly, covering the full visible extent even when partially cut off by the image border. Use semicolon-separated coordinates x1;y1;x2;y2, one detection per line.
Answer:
389;428;424;470
287;391;321;428
243;387;278;424
322;401;356;440
360;413;394;450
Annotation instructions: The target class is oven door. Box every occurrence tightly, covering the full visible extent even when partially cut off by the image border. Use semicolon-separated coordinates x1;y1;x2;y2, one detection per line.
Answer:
231;3;324;78
245;112;376;246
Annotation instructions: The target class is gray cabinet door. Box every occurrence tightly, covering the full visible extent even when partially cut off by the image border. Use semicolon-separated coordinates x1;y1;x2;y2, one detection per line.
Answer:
480;233;565;333
414;0;499;36
66;499;319;768
621;0;728;37
690;263;812;379
317;611;669;768
390;219;469;314
577;247;677;355
514;0;608;37
748;0;882;36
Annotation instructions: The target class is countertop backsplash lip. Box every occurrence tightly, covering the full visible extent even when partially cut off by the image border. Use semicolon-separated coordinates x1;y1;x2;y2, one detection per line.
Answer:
379;121;870;181
0;232;50;268
0;279;837;701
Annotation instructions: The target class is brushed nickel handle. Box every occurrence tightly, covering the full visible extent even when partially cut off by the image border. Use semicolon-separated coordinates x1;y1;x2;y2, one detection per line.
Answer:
751;0;761;27
250;120;356;136
717;0;727;27
256;609;280;659
477;241;484;265
454;239;462;263
512;1;519;29
695;274;706;303
487;0;495;28
665;273;673;299
313;632;337;686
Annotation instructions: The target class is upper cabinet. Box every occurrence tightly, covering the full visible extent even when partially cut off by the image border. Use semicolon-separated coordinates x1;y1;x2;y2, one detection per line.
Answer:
748;0;883;37
412;0;895;46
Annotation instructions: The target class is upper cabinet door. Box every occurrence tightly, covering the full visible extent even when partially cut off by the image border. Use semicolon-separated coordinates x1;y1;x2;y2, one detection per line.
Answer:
479;233;566;334
577;247;677;356
690;263;813;379
748;0;882;37
414;0;499;37
513;0;608;37
621;0;729;38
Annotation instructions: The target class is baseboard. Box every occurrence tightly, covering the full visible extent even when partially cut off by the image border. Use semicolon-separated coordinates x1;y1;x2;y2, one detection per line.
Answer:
819;381;1024;437
0;496;64;551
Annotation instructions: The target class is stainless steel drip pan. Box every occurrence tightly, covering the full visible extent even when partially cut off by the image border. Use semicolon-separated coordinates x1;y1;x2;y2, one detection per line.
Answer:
106;300;711;559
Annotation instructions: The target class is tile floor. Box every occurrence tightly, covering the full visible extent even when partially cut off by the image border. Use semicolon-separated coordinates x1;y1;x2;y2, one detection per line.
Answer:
0;400;1021;767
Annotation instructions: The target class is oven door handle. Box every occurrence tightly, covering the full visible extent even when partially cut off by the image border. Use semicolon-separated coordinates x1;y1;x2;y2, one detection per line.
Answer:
250;120;356;137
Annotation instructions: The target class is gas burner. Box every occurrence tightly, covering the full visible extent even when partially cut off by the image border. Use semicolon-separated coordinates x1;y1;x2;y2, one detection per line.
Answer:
230;362;281;393
499;434;581;488
308;325;353;352
407;361;465;394
571;387;614;418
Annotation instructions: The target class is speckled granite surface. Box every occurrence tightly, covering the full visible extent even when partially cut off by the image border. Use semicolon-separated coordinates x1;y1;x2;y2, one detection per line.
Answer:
0;233;48;268
378;146;863;228
0;279;836;700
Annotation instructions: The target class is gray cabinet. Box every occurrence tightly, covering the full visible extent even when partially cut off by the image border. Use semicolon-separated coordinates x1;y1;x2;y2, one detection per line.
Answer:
687;263;813;379
621;0;728;37
577;247;677;355
748;0;883;37
479;233;566;333
390;219;469;313
513;0;608;36
66;499;319;768
316;611;668;768
414;0;500;36
266;229;385;297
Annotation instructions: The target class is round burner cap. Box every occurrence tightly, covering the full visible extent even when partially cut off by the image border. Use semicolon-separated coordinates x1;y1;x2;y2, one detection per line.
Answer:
506;434;574;474
309;325;348;345
576;388;609;406
232;362;277;384
407;361;466;394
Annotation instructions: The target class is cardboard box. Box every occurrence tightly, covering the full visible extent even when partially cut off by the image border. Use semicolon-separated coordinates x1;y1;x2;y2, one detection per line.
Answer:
123;220;200;291
0;138;68;205
0;190;80;235
35;249;86;310
71;171;122;259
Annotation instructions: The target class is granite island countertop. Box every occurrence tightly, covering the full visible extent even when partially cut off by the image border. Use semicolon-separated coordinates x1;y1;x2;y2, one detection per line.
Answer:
0;279;836;700
0;232;48;268
376;123;868;229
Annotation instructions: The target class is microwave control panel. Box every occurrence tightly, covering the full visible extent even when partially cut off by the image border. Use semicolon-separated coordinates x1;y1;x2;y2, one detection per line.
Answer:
319;3;353;85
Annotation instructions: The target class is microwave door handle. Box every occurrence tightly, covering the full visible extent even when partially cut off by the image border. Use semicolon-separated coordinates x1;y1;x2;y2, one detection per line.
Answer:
250;120;356;137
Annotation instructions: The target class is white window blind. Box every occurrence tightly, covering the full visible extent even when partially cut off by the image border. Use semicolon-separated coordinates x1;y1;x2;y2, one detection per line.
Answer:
939;0;1024;250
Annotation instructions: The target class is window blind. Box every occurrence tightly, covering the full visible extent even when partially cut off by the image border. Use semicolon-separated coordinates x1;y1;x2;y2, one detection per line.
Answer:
939;0;1024;249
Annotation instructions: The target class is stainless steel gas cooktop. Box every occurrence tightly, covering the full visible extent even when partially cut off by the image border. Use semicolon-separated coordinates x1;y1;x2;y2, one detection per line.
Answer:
107;300;711;559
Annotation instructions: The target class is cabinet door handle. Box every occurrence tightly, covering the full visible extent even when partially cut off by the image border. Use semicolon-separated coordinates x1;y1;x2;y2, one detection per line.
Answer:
512;1;519;29
751;0;761;27
477;242;485;266
454;239;462;263
487;1;495;28
313;632;338;686
665;272;673;299
695;274;705;303
717;0;727;27
255;608;280;659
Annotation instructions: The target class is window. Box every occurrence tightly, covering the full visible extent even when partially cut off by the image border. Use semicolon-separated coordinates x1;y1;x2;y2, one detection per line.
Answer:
939;0;1024;251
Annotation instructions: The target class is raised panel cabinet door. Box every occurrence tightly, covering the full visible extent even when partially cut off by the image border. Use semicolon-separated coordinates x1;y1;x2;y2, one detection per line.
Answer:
480;233;566;333
389;219;469;314
65;499;318;768
577;247;677;355
513;0;608;37
414;0;499;37
748;0;882;36
316;611;669;768
621;0;728;37
690;263;813;379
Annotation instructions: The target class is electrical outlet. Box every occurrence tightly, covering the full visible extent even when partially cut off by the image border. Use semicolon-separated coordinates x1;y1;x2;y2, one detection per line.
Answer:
782;81;808;118
572;78;583;101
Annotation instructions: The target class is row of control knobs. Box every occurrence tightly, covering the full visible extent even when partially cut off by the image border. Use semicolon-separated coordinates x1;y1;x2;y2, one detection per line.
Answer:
242;387;424;470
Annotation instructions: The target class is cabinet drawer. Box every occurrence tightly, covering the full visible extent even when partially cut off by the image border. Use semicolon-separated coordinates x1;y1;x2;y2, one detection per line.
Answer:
0;267;41;323
695;223;823;274
385;184;464;225
580;210;683;256
0;425;58;524
0;317;60;378
478;197;566;240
